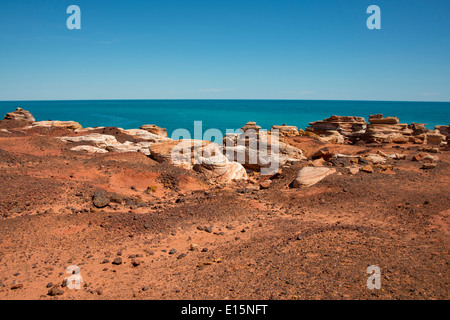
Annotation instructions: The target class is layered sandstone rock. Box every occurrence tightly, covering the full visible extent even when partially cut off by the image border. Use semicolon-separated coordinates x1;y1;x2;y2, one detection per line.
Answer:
150;139;219;169
306;116;366;143
291;166;336;188
31;121;83;130
150;139;247;182
409;123;429;135
140;124;168;138
271;124;299;137
106;141;152;155
3;107;35;122
59;133;118;148
435;125;449;137
70;145;109;154
364;114;412;143
121;129;170;142
368;114;399;124
241;122;261;133
425;130;446;145
60;133;152;155
193;154;247;183
222;126;305;174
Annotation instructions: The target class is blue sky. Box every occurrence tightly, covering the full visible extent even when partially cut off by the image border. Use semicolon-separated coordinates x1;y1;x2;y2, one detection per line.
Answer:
0;0;449;101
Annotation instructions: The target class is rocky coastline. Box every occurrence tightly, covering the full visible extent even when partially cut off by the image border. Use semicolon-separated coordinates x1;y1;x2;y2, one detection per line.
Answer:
0;107;448;300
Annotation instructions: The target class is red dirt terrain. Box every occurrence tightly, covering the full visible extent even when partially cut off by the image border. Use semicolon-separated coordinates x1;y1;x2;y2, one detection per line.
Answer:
0;120;448;300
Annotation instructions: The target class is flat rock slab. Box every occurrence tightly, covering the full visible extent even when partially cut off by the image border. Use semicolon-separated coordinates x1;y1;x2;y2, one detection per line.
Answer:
291;166;336;188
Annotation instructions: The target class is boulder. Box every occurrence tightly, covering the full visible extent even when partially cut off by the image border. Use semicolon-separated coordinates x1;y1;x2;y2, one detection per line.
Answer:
3;108;35;122
291;166;336;188
92;191;110;208
362;154;386;164
193;154;247;183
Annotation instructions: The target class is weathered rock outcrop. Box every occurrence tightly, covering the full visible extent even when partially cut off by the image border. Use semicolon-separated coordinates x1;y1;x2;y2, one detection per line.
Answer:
306;116;367;143
120;129;170;142
434;125;449;137
150;139;247;182
31;121;83;130
70;145;109;154
409;123;429;135
3;108;35;122
364;114;412;143
425;130;446;145
106;141;152;155
271;124;299;137
60;133;152;155
60;133;118;148
149;139;217;168
291;166;336;188
140;124;168;138
241;121;262;133
222;125;306;174
193;154;247;183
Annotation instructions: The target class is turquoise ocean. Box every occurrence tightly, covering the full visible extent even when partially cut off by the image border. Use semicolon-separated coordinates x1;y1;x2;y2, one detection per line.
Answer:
0;100;449;137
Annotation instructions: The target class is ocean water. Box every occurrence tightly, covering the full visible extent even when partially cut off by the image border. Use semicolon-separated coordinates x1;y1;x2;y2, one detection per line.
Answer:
0;100;449;137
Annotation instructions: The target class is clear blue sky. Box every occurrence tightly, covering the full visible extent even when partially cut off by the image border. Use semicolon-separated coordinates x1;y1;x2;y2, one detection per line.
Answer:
0;0;449;101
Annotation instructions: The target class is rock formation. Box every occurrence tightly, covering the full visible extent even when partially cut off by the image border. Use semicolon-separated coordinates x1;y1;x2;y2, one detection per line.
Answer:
291;166;336;188
140;124;168;138
305;115;367;143
60;133;152;155
3;107;35;122
364;114;412;143
222;123;306;174
271;124;299;137
30;120;83;130
193;154;247;183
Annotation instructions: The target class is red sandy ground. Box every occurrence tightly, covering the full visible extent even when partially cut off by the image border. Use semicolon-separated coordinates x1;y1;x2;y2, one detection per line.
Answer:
0;123;448;300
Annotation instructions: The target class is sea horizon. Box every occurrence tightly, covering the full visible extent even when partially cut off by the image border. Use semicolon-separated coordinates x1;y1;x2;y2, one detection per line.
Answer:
1;99;449;137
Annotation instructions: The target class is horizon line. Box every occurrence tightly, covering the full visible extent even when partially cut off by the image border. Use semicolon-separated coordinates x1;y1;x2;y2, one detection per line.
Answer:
1;98;449;103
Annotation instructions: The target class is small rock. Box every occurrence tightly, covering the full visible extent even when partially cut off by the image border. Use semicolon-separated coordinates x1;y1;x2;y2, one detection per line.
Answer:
11;283;23;290
421;163;437;169
112;257;123;265
47;285;64;296
131;259;141;267
360;165;374;173
92;191;110;208
259;180;272;189
169;249;177;255
177;253;187;259
189;244;200;251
